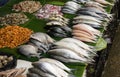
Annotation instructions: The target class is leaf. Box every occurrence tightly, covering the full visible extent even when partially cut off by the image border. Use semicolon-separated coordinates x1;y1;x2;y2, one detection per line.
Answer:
95;37;107;51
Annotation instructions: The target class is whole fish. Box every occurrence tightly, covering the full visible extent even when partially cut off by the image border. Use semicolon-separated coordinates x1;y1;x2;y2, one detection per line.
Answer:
74;15;102;23
60;38;94;51
60;38;97;55
38;58;71;72
51;55;92;63
95;0;113;5
54;41;91;58
73;36;96;43
76;10;103;19
85;1;106;7
17;45;40;58
73;24;101;36
72;32;96;40
32;62;61;77
73;20;101;26
49;48;89;62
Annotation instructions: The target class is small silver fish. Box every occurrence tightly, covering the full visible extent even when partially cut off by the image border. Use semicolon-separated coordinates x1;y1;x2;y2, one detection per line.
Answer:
38;58;71;72
32;62;61;77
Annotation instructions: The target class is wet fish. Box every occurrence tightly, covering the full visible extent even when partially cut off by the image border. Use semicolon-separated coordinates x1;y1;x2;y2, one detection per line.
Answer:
51;55;92;63
95;0;113;5
60;38;94;51
17;44;40;58
73;15;102;23
72;32;96;40
73;36;96;43
49;48;89;62
73;24;101;36
54;41;91;58
38;58;71;72
73;19;101;26
30;32;55;44
32;62;61;77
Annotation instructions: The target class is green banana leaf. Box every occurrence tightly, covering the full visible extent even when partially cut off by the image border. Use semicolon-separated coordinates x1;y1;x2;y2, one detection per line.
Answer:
0;0;113;77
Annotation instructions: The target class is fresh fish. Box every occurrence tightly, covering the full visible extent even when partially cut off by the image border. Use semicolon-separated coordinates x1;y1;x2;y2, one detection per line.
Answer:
64;1;81;10
85;1;106;7
73;36;96;43
30;32;55;44
49;48;91;62
51;55;92;63
73;0;90;3
73;24;101;36
47;26;67;35
51;64;69;77
95;0;113;5
47;31;67;38
72;32;96;40
73;19;101;26
46;21;67;26
76;10;103;19
72;29;93;37
73;15;102;23
17;45;40;58
30;39;48;53
29;68;55;77
62;8;77;14
60;38;97;55
32;62;61;77
60;38;94;51
38;58;71;72
54;41;91;58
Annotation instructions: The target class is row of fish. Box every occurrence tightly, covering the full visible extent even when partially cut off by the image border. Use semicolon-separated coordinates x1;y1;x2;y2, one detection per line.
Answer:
61;0;112;43
45;13;72;37
17;32;55;58
48;38;96;64
27;58;74;77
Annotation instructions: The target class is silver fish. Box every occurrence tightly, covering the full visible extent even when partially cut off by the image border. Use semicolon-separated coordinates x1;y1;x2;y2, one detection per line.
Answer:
73;15;102;23
38;58;71;72
54;41;90;58
49;48;89;62
51;55;92;63
30;32;55;44
32;62;61;77
17;44;40;58
60;38;94;51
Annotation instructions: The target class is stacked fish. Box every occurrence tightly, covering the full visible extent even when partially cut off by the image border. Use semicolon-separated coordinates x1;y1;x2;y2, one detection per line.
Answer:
45;13;72;38
48;38;96;64
18;32;55;58
72;0;112;42
62;1;81;14
27;58;73;77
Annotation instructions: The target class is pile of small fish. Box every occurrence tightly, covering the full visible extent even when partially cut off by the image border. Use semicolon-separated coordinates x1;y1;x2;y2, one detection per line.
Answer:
18;32;55;58
34;4;63;19
0;68;26;77
45;13;72;37
48;38;96;63
12;1;42;13
27;58;73;77
0;13;29;26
